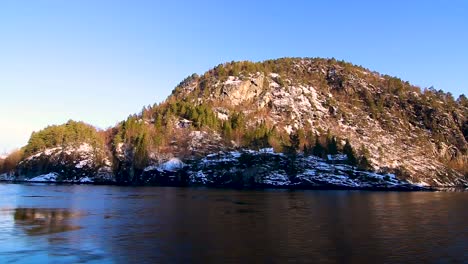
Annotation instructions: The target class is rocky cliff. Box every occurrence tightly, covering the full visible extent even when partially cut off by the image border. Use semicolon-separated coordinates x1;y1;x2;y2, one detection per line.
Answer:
1;58;466;188
168;58;467;186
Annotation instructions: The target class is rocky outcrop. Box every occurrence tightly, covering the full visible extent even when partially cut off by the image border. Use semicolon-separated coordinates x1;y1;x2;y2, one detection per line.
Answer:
2;58;466;188
171;58;467;187
137;149;426;190
220;74;265;105
15;143;114;183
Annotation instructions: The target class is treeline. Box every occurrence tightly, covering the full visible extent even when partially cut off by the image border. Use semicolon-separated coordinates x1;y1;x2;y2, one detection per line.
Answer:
243;124;371;169
109;94;375;174
197;57;467;109
112;100;223;170
0;121;106;175
171;57;467;139
2;57;466;178
23;120;105;157
173;57;467;143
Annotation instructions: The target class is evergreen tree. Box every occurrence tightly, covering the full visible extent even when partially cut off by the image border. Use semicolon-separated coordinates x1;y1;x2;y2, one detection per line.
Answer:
249;121;270;150
134;132;149;171
343;139;357;165
222;121;233;139
303;144;310;156
357;144;372;170
289;132;300;152
326;135;338;155
252;134;270;150
22;120;104;157
312;137;325;158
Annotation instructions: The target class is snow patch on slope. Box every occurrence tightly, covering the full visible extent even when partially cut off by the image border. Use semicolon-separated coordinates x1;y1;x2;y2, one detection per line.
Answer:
28;173;58;182
145;158;185;172
160;158;185;171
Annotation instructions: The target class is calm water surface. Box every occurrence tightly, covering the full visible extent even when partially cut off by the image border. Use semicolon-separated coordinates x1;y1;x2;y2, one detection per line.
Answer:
0;183;466;263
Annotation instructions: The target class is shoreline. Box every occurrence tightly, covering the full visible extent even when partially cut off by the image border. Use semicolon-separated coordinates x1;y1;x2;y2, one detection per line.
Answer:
0;179;438;192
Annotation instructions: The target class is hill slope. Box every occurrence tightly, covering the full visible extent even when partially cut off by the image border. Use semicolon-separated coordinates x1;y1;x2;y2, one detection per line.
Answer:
1;58;467;188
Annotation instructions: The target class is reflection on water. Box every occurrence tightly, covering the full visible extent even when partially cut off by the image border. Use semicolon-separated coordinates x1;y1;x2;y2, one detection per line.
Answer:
12;208;82;236
0;207;104;263
0;184;467;263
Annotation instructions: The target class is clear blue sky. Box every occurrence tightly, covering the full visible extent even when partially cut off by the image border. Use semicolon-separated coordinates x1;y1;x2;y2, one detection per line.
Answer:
0;0;467;153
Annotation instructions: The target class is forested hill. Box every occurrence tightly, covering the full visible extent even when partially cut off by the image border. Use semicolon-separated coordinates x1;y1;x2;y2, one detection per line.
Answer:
1;58;467;188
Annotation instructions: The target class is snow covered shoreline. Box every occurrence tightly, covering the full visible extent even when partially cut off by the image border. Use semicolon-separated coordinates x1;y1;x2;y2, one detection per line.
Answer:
0;178;432;191
1;149;434;191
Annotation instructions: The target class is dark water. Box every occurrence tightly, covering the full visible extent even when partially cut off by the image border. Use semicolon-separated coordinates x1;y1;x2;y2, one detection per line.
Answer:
0;184;466;263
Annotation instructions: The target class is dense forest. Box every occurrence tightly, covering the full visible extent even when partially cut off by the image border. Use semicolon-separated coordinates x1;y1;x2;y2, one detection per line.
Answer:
22;120;105;157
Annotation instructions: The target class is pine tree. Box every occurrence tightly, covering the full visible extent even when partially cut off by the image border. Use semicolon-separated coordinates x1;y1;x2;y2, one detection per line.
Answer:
303;144;310;156
222;121;233;139
326;135;338;155
343;139;357;165
357;144;372;170
134;132;149;170
313;137;325;158
289;132;300;152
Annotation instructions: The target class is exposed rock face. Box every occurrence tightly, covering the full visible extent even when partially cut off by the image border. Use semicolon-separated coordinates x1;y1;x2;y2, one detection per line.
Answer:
3;58;466;188
220;74;265;105
133;149;424;190
15;143;114;183
185;149;422;189
171;58;467;187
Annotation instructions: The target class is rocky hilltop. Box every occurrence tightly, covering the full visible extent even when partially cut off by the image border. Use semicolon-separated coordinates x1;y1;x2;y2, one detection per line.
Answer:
1;58;467;188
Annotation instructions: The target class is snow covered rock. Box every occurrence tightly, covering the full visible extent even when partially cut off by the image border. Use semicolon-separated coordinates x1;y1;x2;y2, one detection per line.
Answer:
185;150;424;190
27;172;58;182
16;143;115;183
0;173;15;181
159;158;185;171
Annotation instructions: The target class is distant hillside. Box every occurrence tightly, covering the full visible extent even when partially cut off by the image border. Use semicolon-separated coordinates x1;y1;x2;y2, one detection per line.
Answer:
1;58;467;188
